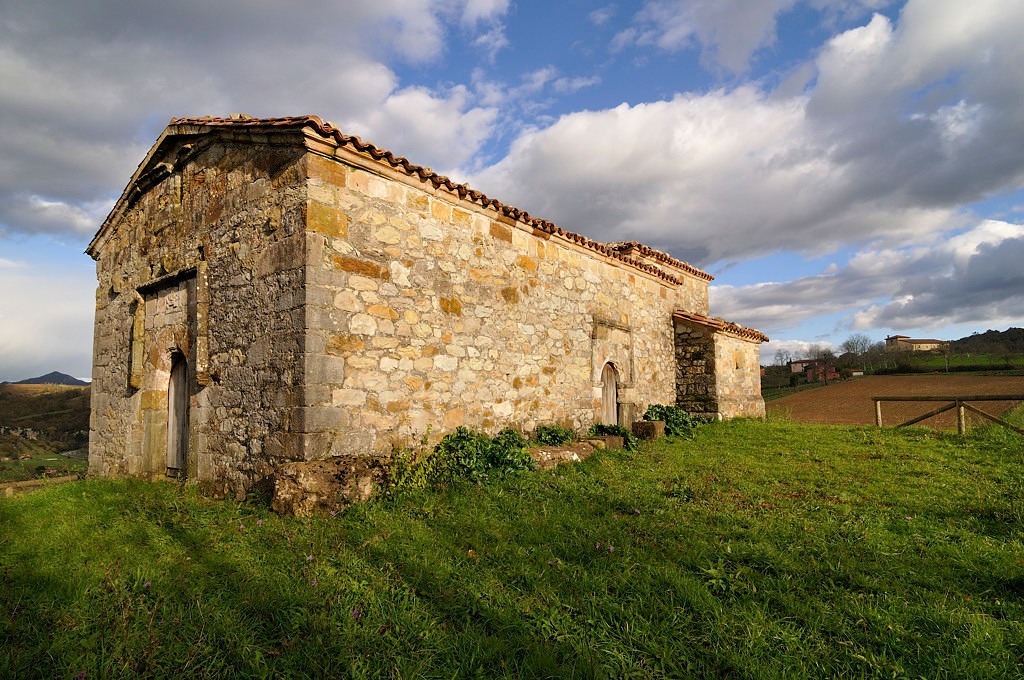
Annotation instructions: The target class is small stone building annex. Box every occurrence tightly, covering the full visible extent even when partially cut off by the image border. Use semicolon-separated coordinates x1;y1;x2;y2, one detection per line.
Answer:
86;115;767;496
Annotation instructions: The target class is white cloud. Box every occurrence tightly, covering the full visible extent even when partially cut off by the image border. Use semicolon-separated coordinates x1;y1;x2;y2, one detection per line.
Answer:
457;0;511;62
614;0;890;74
460;0;511;26
472;24;511;62
712;220;1024;340
0;0;501;238
1;195;113;238
589;6;617;26
346;86;498;172
553;75;602;94
463;66;602;151
472;0;1024;267
0;263;95;381
760;338;827;364
472;86;956;264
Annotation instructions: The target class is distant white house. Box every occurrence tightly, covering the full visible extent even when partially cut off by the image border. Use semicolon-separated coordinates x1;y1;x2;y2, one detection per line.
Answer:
788;359;813;373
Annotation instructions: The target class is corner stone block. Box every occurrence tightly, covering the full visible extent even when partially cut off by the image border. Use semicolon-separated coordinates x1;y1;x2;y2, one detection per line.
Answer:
489;222;514;243
307;201;348;238
305;354;346;384
305;154;348;188
296;405;343;433
140;390;167;410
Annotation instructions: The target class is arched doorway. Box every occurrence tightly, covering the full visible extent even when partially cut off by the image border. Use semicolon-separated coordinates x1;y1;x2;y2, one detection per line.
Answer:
166;352;189;477
601;362;618;425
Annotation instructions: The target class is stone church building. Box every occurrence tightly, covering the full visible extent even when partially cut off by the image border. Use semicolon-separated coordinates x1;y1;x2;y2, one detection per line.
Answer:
86;115;766;496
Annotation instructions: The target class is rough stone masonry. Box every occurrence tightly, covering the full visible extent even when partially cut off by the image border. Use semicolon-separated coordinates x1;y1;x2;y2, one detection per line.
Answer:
86;115;767;498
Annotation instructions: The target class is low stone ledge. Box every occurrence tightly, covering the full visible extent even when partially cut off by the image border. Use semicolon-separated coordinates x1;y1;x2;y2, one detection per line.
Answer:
272;456;386;516
529;442;599;471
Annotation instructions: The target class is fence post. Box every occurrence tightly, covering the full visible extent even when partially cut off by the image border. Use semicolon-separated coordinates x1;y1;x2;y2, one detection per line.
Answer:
875;399;882;427
957;400;966;435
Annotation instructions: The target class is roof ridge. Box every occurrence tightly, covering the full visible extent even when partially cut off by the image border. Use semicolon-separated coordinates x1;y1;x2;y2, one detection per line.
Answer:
166;115;714;284
606;241;709;281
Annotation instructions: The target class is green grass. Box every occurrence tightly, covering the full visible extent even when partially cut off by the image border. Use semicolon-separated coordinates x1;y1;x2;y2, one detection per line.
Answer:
0;385;91;463
909;353;1023;371
0;447;88;483
3;417;1024;678
870;352;1024;376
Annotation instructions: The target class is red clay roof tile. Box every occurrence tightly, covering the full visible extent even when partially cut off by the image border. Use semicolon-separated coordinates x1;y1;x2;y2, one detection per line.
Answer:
672;310;769;343
167;115;714;285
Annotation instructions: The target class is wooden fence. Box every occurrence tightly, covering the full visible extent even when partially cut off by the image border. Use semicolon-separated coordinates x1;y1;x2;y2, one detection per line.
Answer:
872;395;1024;435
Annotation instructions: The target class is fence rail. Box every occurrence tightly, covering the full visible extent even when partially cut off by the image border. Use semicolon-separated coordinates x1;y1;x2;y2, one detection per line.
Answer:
872;395;1024;435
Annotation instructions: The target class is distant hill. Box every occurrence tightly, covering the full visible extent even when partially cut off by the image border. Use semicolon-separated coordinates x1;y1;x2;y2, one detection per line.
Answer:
951;328;1024;355
0;382;91;459
10;371;90;386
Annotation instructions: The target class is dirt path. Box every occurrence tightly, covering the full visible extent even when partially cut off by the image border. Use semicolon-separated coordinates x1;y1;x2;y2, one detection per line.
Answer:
767;375;1024;429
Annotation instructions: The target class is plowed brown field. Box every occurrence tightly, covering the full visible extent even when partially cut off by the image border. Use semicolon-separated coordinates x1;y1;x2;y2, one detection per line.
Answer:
767;375;1024;429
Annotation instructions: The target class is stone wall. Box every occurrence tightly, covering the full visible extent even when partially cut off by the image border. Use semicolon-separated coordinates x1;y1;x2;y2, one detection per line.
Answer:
673;319;765;419
298;149;709;456
713;333;766;418
89;135;311;496
673;321;718;416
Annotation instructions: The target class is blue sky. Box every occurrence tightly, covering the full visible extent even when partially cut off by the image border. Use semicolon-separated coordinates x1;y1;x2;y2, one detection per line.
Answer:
2;0;1023;381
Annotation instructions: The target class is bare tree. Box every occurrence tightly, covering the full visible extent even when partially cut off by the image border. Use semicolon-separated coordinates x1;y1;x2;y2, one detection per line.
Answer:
868;341;891;370
809;343;836;362
860;341;885;371
809;343;837;384
840;333;872;358
773;348;793;367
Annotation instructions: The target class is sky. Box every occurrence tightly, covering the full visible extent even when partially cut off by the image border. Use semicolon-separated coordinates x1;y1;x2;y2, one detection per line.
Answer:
1;0;1023;381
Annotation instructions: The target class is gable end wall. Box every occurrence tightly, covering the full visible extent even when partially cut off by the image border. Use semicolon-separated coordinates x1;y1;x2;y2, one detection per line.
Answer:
89;138;312;496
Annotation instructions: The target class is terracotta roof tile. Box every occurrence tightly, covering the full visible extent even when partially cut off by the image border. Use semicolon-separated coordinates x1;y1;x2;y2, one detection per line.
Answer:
606;241;712;282
166;115;714;286
672;310;769;343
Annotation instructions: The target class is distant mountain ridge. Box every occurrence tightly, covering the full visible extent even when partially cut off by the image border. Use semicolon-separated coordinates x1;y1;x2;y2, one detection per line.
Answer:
7;371;90;386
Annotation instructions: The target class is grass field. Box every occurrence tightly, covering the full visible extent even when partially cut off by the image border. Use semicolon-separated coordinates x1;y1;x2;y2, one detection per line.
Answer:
2;415;1024;677
0;449;88;484
903;353;1024;372
0;384;91;483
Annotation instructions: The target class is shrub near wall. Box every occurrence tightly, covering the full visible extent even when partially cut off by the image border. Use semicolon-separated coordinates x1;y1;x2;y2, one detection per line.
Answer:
387;427;535;492
644;404;706;437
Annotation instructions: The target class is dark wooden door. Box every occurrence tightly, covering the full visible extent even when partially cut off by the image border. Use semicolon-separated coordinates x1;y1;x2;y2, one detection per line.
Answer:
166;354;189;475
601;363;618;425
